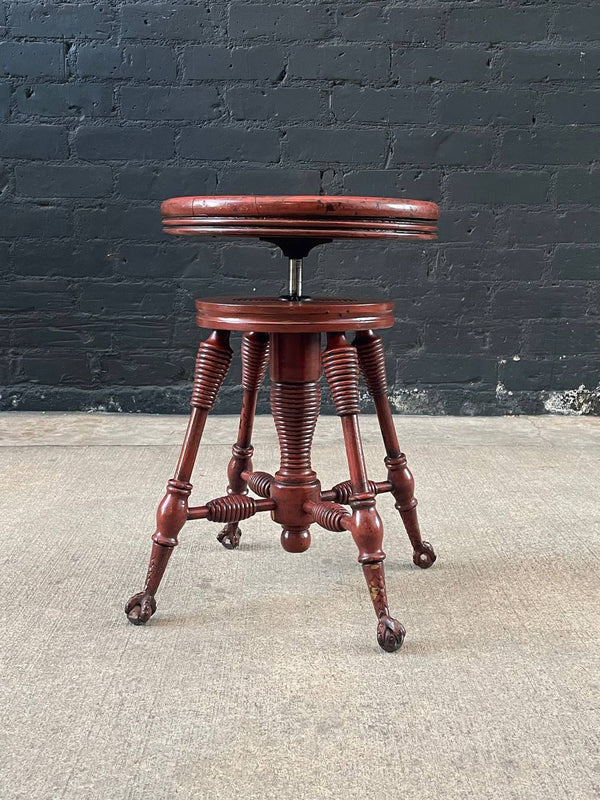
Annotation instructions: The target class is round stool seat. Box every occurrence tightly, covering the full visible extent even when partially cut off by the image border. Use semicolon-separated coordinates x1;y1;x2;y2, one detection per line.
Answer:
126;194;438;651
195;296;394;333
162;195;438;241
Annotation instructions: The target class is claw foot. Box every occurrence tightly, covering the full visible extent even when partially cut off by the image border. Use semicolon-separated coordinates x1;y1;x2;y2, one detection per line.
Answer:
413;541;437;569
377;615;406;653
217;523;241;550
125;591;157;625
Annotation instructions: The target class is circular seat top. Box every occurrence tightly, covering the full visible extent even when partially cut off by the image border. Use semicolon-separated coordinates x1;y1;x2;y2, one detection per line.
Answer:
161;195;438;242
195;296;395;332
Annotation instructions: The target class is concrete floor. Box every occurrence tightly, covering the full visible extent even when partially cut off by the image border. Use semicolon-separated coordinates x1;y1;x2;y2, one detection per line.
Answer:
0;413;598;800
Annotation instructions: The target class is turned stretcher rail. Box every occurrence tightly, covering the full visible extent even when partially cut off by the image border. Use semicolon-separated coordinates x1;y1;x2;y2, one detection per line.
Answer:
320;480;393;502
187;495;276;521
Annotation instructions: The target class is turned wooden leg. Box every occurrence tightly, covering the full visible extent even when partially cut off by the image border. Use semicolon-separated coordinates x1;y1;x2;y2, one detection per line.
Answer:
217;331;269;549
269;332;322;553
354;330;436;569
323;332;405;652
125;330;232;624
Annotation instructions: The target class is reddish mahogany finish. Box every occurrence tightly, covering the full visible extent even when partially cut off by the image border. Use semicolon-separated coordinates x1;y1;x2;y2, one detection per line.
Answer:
217;331;269;549
195;297;394;333
354;330;437;568
126;330;232;624
161;195;438;242
321;331;406;651
126;194;438;652
161;194;439;220
270;333;322;553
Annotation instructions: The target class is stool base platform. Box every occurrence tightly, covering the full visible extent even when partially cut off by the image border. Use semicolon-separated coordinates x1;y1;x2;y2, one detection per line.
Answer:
125;300;436;653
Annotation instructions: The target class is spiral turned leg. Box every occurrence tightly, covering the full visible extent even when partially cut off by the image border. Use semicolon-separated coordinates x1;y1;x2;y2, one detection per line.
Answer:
354;330;436;569
323;332;404;652
218;331;269;549
125;330;232;624
270;380;321;552
269;332;322;554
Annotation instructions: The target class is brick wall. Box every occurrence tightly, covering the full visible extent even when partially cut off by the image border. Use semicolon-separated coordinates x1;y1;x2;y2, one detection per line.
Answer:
1;1;598;415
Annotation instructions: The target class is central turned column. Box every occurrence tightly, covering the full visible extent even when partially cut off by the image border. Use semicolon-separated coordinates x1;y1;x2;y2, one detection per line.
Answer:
269;332;322;553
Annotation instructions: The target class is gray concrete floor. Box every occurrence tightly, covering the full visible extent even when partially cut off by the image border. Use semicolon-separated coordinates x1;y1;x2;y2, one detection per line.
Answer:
0;413;599;800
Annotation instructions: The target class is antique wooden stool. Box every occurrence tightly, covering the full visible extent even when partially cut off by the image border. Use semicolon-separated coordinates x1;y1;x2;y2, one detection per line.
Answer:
125;195;439;652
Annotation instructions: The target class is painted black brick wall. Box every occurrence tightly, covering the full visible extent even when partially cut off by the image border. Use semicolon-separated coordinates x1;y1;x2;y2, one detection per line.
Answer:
1;0;599;415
